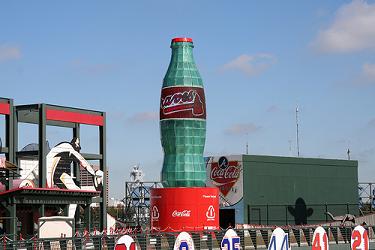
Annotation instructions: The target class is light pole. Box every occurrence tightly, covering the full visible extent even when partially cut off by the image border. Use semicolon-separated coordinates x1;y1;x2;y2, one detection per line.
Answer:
296;106;300;157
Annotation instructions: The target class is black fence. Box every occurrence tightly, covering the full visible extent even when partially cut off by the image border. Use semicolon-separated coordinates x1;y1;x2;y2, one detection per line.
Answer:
247;203;359;225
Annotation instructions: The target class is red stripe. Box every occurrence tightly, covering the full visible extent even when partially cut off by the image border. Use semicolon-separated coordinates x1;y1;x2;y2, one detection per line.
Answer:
46;109;104;126
0;103;10;115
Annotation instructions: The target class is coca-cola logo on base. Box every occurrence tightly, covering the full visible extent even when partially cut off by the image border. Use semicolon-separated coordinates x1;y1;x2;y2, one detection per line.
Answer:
210;156;241;196
172;210;191;217
160;86;206;120
152;206;159;221
206;205;215;221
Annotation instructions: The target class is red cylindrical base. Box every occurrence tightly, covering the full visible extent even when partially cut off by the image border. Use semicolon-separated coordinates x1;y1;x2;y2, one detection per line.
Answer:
150;187;219;232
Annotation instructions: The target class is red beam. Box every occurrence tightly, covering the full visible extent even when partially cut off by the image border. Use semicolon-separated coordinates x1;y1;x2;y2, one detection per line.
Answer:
46;109;104;126
0;103;10;115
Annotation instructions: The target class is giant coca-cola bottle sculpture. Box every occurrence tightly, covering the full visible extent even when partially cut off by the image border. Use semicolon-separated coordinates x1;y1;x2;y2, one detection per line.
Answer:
160;37;206;187
151;38;218;232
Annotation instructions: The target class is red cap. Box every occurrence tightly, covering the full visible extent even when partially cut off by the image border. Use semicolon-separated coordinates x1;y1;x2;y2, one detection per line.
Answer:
172;37;193;43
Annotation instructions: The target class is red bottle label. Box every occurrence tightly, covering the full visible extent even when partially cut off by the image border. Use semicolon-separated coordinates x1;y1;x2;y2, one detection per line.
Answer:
160;86;206;120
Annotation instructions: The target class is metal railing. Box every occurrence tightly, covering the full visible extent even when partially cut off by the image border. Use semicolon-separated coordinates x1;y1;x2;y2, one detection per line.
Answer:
1;225;374;249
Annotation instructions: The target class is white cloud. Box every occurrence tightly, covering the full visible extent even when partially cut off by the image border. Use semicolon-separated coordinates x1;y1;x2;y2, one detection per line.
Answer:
221;53;276;77
0;44;21;62
362;63;375;82
225;122;261;135
127;112;158;123
313;0;375;53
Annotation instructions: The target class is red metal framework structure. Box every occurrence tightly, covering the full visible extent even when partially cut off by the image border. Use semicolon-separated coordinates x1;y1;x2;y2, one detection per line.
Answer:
0;98;107;239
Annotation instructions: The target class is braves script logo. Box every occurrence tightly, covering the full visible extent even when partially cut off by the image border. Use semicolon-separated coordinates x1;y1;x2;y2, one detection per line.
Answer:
160;87;206;120
206;205;215;221
172;210;191;217
210;157;241;196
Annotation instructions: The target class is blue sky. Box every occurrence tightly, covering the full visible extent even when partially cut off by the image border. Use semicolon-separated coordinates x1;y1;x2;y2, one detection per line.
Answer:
1;1;375;198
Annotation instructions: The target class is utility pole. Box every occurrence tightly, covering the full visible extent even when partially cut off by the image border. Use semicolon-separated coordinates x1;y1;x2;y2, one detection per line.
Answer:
296;106;300;157
347;148;351;160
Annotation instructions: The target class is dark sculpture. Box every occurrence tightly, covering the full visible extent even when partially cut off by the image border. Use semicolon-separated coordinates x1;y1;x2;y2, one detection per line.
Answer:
288;197;313;225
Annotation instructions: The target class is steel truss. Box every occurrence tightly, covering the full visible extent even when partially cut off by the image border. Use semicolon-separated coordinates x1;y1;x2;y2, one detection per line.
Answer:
359;182;375;213
123;181;162;227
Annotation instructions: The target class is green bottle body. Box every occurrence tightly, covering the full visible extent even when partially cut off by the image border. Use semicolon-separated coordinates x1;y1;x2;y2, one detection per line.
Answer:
160;38;206;187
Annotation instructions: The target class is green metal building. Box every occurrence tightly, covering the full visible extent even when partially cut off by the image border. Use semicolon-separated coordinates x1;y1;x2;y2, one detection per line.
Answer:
206;154;358;227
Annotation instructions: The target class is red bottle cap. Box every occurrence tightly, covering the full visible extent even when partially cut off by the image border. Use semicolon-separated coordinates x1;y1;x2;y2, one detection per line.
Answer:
172;37;193;43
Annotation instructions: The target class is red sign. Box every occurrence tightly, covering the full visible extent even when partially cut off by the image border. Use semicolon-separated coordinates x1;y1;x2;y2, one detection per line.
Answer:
150;187;219;232
160;86;206;120
46;109;104;126
0;103;10;115
210;157;241;196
